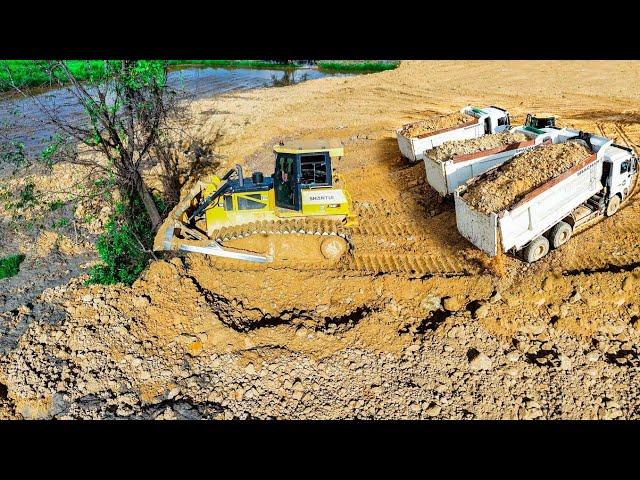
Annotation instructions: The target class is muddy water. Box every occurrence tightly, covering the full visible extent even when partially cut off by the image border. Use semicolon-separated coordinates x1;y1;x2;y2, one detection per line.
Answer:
0;67;352;157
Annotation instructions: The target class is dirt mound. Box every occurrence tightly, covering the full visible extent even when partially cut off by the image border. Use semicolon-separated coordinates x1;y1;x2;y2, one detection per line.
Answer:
429;131;529;163
399;112;472;138
462;142;592;214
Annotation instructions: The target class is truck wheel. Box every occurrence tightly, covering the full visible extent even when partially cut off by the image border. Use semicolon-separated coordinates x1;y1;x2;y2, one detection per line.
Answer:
606;194;621;217
548;221;573;249
524;236;549;263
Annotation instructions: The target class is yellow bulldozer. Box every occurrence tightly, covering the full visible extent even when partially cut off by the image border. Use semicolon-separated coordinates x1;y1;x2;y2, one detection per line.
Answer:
154;139;358;264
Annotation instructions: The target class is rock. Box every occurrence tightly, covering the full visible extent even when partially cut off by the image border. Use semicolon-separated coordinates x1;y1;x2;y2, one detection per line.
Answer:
132;296;150;308
468;351;492;370
474;303;489;319
420;294;442;312
244;363;256;375
405;344;421;355
423;402;441;417
622;275;635;292
443;296;463;312
586;350;600;362
506;351;520;363
187;341;203;357
447;326;464;338
489;291;502;303
558;354;572;370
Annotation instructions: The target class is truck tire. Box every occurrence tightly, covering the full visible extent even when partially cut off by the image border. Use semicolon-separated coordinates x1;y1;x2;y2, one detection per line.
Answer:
524;236;549;263
548;221;573;249
606;194;621;217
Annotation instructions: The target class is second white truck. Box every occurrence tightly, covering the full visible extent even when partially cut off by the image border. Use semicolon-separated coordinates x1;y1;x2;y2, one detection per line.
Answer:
454;130;638;263
396;105;511;163
424;127;554;197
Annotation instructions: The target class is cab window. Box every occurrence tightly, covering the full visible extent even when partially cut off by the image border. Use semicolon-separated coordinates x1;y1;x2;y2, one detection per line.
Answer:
238;194;266;210
621;161;630;174
300;154;328;185
224;195;233;211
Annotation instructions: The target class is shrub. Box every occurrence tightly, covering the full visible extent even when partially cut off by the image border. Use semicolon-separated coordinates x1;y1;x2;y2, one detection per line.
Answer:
87;196;165;286
0;254;25;280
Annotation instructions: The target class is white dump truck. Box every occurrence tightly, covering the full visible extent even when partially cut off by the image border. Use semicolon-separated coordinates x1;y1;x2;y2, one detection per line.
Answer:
454;130;638;263
396;106;511;163
424;127;554;197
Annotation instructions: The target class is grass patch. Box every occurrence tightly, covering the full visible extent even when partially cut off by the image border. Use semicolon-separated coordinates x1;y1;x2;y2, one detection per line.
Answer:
0;60;105;91
317;60;399;73
0;60;303;91
0;254;25;280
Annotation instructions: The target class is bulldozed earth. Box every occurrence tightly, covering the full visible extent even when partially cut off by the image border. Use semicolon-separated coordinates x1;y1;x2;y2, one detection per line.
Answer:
429;130;528;163
463;142;593;214
398;112;472;138
2;60;640;419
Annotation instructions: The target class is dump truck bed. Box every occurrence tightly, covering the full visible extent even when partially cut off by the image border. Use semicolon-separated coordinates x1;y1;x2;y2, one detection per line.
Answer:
424;130;550;196
454;133;614;256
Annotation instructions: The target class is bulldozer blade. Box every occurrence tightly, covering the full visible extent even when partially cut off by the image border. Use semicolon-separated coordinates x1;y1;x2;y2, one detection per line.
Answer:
176;241;270;263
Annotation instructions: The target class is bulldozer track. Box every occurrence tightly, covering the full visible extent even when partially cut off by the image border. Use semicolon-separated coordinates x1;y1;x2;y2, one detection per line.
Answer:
197;217;478;276
346;252;477;276
211;218;353;245
205;251;477;276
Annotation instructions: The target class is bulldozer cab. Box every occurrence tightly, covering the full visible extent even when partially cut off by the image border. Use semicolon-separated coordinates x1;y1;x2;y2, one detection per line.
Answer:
272;140;342;211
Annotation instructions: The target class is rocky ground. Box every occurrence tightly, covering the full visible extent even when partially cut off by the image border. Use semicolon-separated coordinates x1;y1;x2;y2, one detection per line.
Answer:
2;60;640;419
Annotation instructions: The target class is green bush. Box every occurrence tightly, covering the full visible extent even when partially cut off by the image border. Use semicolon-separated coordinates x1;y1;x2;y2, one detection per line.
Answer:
0;254;25;280
87;197;165;286
316;60;399;73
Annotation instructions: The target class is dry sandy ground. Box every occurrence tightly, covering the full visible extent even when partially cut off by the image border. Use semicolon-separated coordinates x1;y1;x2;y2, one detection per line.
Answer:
2;60;640;419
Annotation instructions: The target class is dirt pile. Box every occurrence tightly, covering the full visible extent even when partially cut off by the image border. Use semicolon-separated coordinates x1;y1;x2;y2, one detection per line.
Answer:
462;142;592;213
2;260;640;419
399;112;472;138
429;131;529;162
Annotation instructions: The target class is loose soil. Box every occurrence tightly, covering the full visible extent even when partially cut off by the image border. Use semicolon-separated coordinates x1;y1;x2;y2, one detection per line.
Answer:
399;112;472;138
429;130;528;163
2;61;640;419
463;142;592;213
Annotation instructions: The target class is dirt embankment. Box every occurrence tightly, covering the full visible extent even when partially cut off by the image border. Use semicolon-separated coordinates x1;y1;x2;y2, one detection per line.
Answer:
399;112;472;138
429;130;529;163
463;142;592;213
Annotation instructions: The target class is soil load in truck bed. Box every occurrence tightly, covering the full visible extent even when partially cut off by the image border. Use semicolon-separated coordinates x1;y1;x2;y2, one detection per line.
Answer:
399;112;473;138
429;130;529;163
462;142;593;214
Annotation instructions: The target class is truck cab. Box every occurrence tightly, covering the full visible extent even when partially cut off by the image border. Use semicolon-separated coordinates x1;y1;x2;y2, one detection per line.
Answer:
468;106;511;134
525;114;557;130
602;144;637;203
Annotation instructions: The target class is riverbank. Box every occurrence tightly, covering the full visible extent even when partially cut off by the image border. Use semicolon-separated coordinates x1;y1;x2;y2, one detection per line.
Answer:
0;60;399;92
